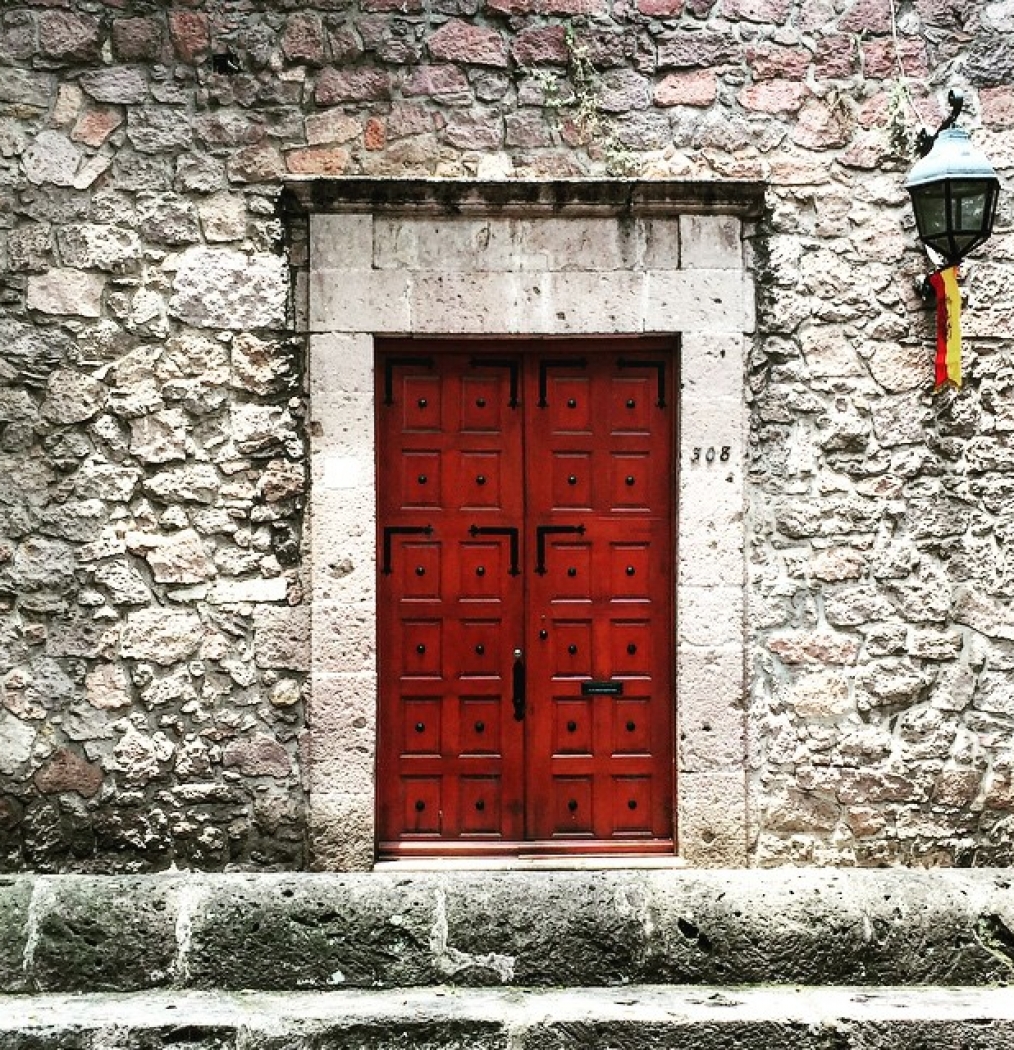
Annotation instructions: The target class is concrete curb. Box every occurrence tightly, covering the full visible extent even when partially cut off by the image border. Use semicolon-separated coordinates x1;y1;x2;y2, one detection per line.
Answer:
2;869;1013;992
2;987;1014;1049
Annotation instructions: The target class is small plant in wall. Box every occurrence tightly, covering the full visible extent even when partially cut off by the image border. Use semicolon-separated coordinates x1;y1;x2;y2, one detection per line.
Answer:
520;26;641;177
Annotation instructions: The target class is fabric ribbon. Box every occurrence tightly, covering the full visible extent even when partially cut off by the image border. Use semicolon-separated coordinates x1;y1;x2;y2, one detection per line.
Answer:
929;265;962;390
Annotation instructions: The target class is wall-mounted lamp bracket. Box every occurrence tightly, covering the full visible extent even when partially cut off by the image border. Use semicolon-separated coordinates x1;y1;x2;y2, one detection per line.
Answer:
915;90;964;158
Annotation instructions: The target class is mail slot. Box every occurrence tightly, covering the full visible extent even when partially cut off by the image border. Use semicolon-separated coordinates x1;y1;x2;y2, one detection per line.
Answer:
581;681;624;696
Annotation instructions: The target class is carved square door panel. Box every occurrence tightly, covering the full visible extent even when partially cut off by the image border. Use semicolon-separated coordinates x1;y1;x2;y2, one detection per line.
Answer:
376;341;675;856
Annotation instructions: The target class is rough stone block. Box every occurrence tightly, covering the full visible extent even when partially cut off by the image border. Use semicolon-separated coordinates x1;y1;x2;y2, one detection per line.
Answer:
309;793;376;872
309;391;374;447
514;272;646;334
310;215;375;273
254;606;310;672
677;647;746;771
680;332;744;400
518;218;638;272
169;248;287;331
375;218;518;272
644;271;754;333
677;770;748;866
441;872;650;985
307;673;376;792
680;586;743;648
639;218;681;270
311;604;376;676
428;20;508;68
310;333;374;400
411;272;519;334
309;270;411;333
0;877;33;992
185;874;440;987
679;215;743;269
29;876;181;992
120;609;202;664
26;270;103;317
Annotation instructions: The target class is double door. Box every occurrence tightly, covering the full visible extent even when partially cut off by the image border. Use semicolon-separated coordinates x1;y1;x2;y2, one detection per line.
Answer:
376;341;675;855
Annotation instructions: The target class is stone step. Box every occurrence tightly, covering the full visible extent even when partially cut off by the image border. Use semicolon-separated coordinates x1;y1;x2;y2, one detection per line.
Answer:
3;869;1013;993
3;986;1014;1049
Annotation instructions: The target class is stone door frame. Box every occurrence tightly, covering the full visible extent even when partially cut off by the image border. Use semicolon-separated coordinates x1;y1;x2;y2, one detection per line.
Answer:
289;179;763;870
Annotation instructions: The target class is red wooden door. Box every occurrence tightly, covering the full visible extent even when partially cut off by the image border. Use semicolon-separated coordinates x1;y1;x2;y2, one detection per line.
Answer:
376;343;674;856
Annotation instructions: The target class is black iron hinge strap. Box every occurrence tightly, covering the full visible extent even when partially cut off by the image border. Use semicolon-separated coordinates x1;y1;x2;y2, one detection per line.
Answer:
538;358;588;408
469;358;519;408
469;526;520;576
535;524;586;575
383;356;435;405
617;358;667;408
382;525;433;575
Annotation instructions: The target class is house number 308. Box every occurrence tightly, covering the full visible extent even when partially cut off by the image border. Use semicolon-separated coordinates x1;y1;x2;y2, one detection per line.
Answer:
690;446;731;464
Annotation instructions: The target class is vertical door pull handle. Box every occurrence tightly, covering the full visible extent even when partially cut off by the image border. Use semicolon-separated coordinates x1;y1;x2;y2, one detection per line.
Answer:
535;524;586;575
512;648;526;722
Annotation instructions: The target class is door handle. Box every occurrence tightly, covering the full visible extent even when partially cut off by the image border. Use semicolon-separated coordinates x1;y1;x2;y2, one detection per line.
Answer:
535;524;586;575
512;648;525;722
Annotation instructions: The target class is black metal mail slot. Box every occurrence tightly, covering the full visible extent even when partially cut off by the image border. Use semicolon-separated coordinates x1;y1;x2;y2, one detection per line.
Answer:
581;681;624;696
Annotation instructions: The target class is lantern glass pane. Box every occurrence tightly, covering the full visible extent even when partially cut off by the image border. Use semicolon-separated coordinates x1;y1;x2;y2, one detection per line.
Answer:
914;184;948;238
949;179;988;233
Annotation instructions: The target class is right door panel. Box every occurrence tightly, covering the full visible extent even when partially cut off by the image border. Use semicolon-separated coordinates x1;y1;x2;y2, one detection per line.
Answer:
524;351;674;845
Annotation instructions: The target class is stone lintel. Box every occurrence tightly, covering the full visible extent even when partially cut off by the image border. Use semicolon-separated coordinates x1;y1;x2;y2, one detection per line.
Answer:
284;178;767;220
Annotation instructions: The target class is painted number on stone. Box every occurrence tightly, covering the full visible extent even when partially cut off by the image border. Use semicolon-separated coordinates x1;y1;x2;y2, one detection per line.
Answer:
690;446;731;465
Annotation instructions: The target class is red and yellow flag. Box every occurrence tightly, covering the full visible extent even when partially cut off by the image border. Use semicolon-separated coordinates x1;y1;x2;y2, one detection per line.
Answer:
929;266;962;390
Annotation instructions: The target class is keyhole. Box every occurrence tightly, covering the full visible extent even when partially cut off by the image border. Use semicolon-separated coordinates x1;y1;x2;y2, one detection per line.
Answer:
567;398;577;408
476;565;485;577
568;644;577;655
626;566;635;576
626;721;636;732
417;398;427;408
415;800;425;811
475;721;485;733
567;567;577;577
475;799;485;811
626;399;636;409
539;630;548;640
567;720;577;732
476;398;486;408
475;644;485;655
627;643;637;655
625;476;635;486
476;475;486;485
416;643;426;654
418;474;427;484
567;475;577;485
415;566;425;576
415;722;425;733
628;799;638;810
568;799;578;812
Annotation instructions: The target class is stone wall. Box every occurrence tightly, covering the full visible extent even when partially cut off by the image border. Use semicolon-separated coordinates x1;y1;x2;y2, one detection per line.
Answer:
0;0;1012;870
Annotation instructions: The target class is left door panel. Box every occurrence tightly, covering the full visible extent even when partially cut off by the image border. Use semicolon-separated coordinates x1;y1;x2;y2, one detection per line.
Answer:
377;351;525;850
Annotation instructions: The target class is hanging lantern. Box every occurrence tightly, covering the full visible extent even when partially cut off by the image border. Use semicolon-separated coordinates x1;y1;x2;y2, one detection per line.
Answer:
906;128;1000;269
904;92;1001;389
